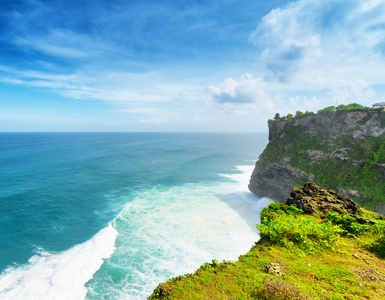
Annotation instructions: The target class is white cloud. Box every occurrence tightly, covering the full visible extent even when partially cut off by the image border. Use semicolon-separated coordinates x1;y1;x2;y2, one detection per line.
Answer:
207;73;275;115
202;0;385;120
250;0;385;89
13;29;116;59
0;65;189;103
139;116;182;124
327;80;375;105
288;96;321;112
140;117;170;124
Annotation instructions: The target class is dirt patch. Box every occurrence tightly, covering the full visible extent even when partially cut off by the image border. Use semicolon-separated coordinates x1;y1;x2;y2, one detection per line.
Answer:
355;267;385;283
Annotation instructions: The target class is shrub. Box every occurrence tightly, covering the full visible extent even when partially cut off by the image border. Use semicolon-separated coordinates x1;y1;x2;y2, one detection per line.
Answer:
259;203;303;225
317;106;336;114
336;103;365;112
265;202;303;215
295;111;304;117
258;209;342;255
326;212;364;236
369;235;385;258
253;279;310;300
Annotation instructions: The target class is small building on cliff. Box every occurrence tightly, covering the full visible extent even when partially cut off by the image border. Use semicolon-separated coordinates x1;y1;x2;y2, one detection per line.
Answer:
274;113;281;120
369;103;385;111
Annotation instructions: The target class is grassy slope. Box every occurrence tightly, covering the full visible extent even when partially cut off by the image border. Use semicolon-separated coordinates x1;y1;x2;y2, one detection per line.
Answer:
148;185;385;300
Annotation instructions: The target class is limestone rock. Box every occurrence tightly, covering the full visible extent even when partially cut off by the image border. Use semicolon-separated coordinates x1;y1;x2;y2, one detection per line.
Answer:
249;110;384;212
286;182;362;216
249;160;312;203
338;188;370;200
265;262;284;276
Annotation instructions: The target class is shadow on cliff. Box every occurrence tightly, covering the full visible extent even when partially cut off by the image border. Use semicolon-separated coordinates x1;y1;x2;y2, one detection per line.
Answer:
215;191;273;233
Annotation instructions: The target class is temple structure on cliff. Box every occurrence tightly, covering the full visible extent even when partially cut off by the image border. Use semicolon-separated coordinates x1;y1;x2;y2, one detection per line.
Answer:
370;102;385;111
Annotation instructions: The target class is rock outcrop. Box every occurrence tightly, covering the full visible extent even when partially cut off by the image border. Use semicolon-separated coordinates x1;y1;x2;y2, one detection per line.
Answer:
285;182;384;222
265;262;284;276
249;109;385;212
286;182;362;216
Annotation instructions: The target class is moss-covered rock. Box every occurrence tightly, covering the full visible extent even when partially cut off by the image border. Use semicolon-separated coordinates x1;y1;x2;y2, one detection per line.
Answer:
249;107;385;212
286;182;362;216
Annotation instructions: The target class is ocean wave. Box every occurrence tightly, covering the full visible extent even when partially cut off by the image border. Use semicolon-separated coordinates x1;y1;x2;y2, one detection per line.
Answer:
86;164;272;299
0;225;118;300
0;164;272;300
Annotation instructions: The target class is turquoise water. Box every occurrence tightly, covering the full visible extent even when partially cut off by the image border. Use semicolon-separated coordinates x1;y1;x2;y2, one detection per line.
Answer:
0;133;270;299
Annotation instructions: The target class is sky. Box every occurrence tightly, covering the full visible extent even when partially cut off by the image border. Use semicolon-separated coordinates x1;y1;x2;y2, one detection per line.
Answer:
1;0;385;132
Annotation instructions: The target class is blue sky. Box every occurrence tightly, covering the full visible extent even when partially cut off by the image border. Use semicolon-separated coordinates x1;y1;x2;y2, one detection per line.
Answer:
1;0;385;132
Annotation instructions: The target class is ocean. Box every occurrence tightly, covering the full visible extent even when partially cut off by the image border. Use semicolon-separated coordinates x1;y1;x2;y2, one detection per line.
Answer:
0;132;271;299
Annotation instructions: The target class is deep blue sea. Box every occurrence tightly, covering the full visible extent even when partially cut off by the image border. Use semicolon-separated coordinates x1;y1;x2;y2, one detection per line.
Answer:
0;133;271;299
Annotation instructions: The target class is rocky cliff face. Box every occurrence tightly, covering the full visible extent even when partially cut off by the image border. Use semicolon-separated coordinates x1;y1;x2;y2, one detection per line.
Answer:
249;110;385;213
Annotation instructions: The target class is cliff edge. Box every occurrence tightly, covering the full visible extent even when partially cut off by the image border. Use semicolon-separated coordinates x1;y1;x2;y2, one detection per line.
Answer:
149;183;385;299
249;107;385;213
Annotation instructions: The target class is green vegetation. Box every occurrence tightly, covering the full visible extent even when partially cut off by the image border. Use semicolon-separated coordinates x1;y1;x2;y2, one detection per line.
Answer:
278;103;365;122
318;106;336;114
258;203;342;255
336;103;365;112
276;110;315;120
326;212;364;236
260;107;385;210
149;188;385;299
295;111;304;117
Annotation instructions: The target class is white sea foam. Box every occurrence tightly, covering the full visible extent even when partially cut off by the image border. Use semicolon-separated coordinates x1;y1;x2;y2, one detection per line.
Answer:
0;224;118;300
86;164;273;299
0;164;272;300
219;165;255;189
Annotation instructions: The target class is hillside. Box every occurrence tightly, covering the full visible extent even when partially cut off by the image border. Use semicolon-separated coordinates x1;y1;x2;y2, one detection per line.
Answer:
248;105;385;213
148;183;385;299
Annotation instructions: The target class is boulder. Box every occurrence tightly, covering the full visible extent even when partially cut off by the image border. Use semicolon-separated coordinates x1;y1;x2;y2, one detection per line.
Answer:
286;182;362;216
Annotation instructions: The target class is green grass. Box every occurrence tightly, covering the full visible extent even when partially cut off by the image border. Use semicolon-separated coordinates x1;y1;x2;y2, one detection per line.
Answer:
258;204;342;256
148;201;385;299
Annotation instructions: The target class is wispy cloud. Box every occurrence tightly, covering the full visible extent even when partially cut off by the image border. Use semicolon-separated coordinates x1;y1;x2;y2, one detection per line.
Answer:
207;74;275;115
251;0;385;87
1;0;385;132
139;116;181;124
14;31;90;59
0;65;174;102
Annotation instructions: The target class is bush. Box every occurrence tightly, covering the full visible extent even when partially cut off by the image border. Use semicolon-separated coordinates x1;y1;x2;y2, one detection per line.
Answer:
317;106;336;114
326;212;364;236
253;279;310;300
369;235;385;258
295;111;304;117
336;103;365;112
258;206;343;255
265;202;303;215
259;203;303;224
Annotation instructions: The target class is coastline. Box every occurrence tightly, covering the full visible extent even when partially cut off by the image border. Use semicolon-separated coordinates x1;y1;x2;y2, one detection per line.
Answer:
148;183;385;299
0;162;271;299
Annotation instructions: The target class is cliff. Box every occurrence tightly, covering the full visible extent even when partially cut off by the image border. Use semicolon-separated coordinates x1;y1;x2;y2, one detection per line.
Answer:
149;183;385;299
249;108;385;213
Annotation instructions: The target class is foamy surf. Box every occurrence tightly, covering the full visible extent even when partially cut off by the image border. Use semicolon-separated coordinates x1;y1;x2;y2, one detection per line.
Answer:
0;164;272;300
219;165;255;189
0;224;118;300
86;164;272;299
0;133;269;300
